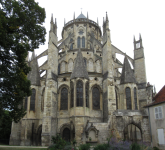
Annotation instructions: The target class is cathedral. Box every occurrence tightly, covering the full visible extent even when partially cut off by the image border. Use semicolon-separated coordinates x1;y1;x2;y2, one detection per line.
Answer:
10;12;153;146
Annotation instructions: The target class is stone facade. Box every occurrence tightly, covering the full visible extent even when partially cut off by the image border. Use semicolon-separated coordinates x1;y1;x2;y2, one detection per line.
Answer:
10;12;153;146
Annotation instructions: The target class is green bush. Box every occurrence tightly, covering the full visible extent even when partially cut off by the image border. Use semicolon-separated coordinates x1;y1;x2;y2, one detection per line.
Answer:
79;143;90;150
131;143;140;150
94;143;109;150
153;146;160;150
51;134;66;150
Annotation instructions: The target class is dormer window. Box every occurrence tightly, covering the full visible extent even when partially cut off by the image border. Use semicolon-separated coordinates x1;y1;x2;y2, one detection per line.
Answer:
136;42;140;49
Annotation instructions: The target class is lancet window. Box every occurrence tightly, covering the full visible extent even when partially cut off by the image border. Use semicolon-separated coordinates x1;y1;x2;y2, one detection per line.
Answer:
77;37;80;48
115;90;118;109
86;82;89;107
92;87;100;110
61;87;68;110
76;80;83;107
134;87;138;110
84;58;87;67
82;37;85;48
30;88;36;111
41;88;45;112
126;87;132;110
70;82;74;108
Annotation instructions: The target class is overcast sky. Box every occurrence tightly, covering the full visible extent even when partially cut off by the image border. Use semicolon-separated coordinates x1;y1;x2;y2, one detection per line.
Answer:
33;0;165;93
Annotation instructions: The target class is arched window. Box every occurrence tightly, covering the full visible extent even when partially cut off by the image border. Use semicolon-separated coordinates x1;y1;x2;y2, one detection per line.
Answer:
68;59;73;72
115;90;118;109
41;88;45;112
61;61;66;73
92;87;100;110
84;58;87;67
70;82;74;108
30;89;36;111
126;87;132;110
77;37;80;48
82;37;85;48
24;97;28;110
70;43;73;50
61;87;68;110
86;82;89;107
134;87;138;110
58;64;60;74
76;80;83;107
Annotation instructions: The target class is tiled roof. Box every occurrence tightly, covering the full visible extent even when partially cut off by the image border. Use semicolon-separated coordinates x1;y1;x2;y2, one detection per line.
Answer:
144;85;165;107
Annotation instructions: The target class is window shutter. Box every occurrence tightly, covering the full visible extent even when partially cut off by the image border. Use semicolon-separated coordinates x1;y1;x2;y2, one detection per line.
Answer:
158;129;165;144
159;107;162;119
155;107;158;119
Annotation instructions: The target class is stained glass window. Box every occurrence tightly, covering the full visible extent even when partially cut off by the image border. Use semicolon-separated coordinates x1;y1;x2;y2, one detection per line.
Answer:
92;87;100;110
70;82;74;108
86;82;89;107
24;97;28;110
134;88;138;110
30;89;36;111
126;87;132;110
77;37;80;48
82;37;85;48
76;80;83;107
61;87;68;110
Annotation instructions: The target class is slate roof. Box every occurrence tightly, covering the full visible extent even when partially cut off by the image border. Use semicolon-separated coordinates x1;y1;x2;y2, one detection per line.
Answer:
70;49;89;79
27;51;40;86
144;85;165;107
120;56;136;84
76;13;87;19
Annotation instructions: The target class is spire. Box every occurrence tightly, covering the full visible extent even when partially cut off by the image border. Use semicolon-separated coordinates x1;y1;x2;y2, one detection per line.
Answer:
106;12;109;21
97;17;99;25
103;17;104;24
28;51;40;86
51;14;53;23
133;35;135;42
55;18;57;26
120;56;136;84
87;12;88;19
139;33;141;40
73;12;75;20
71;49;89;79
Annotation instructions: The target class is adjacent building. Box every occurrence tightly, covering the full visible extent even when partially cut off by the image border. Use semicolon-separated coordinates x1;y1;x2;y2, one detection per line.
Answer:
144;85;165;149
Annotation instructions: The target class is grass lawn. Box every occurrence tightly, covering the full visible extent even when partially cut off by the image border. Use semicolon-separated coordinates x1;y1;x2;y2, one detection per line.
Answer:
0;147;47;150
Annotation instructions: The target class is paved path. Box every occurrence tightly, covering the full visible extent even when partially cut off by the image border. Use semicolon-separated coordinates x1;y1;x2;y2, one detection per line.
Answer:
0;145;47;148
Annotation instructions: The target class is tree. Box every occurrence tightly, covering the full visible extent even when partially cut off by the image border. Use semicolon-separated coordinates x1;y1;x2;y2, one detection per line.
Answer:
0;0;46;122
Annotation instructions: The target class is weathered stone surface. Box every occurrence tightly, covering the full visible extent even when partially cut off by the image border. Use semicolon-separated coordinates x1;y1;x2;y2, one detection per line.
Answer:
10;12;152;146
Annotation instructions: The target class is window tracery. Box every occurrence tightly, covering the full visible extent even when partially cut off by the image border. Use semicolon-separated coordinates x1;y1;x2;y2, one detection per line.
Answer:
76;80;83;107
61;87;68;110
24;97;28;110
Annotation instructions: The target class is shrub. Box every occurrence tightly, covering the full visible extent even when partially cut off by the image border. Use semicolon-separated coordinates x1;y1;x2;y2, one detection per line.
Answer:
131;143;140;150
79;143;91;150
94;143;109;150
153;146;160;150
51;134;66;150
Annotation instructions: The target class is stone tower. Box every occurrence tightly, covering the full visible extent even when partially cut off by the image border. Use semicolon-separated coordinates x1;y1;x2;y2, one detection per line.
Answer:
10;12;153;146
